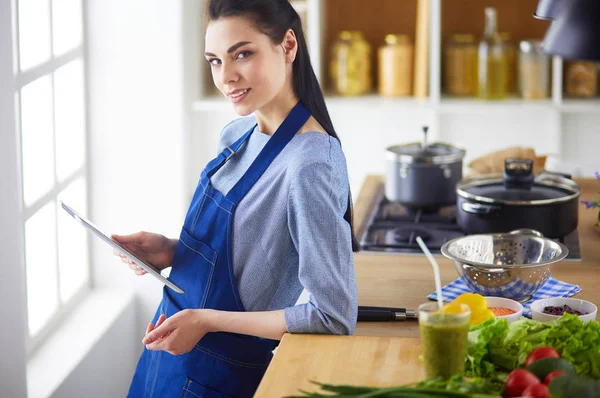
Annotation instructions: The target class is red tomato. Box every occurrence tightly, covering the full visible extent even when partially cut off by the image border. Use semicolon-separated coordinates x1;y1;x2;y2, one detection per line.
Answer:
522;382;551;398
504;369;541;397
544;370;566;385
525;347;560;366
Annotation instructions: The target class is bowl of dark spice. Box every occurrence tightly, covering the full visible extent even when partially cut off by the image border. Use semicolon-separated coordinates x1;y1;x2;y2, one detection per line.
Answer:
530;298;597;322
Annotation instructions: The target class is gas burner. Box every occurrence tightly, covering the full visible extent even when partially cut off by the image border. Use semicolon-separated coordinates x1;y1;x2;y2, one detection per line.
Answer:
393;228;432;243
359;187;582;261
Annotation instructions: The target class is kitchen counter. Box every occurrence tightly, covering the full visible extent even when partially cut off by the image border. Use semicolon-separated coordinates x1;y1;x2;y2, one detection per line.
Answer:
254;176;600;397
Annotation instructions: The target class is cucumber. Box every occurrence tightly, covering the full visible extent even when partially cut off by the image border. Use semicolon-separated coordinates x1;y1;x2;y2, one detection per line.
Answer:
549;374;600;398
526;357;575;381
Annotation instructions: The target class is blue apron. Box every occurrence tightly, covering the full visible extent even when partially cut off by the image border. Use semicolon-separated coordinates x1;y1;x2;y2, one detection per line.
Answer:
128;102;311;398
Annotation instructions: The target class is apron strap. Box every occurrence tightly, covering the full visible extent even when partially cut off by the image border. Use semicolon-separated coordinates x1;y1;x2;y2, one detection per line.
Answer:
226;102;311;204
204;123;257;178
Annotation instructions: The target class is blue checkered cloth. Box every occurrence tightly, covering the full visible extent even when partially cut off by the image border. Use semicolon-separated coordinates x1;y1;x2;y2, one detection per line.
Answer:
427;277;581;318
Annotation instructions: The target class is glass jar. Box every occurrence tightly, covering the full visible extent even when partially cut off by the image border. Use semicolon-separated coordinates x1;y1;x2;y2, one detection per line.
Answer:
330;30;372;96
444;34;478;96
378;34;413;97
477;8;507;99
500;32;517;94
519;40;550;100
565;61;598;97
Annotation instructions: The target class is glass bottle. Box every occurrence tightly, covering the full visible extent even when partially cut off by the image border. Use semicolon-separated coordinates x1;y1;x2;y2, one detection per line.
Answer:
477;8;507;99
378;34;413;97
519;40;550;100
444;34;478;96
499;32;517;95
330;30;372;96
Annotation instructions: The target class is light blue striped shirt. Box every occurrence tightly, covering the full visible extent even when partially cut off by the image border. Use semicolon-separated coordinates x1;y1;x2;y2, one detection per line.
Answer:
209;116;357;335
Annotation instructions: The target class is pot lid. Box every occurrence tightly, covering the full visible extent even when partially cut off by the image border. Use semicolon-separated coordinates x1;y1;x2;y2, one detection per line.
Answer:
386;126;465;164
457;173;581;205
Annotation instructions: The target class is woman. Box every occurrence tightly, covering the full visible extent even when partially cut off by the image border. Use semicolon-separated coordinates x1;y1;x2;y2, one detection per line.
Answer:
112;0;358;396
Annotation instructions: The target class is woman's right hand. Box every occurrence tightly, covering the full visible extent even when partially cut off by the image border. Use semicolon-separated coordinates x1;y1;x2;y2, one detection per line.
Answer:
111;232;177;275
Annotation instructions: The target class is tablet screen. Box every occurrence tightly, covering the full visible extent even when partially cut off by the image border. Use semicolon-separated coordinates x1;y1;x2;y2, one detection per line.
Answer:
60;200;184;294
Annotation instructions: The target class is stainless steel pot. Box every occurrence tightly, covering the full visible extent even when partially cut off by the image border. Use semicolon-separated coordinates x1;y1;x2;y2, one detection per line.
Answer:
456;158;581;238
385;126;466;211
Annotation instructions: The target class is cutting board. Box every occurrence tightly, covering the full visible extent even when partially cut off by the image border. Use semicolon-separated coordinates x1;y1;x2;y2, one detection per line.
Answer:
254;334;425;397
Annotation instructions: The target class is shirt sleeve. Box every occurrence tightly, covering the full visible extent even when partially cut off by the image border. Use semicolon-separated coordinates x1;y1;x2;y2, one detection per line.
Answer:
283;153;358;335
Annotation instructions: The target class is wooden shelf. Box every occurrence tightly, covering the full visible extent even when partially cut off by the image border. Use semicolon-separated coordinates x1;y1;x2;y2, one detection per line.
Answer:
441;0;550;43
560;99;600;114
324;0;418;91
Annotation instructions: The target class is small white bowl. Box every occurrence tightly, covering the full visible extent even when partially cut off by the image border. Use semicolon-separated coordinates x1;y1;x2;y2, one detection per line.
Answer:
530;298;598;323
485;296;524;324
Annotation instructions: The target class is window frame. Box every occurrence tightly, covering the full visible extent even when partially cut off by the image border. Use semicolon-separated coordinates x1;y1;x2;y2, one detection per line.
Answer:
12;0;94;356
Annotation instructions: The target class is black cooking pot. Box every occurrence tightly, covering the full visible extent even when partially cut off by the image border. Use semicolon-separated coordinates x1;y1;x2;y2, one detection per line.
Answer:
456;158;581;238
385;126;466;211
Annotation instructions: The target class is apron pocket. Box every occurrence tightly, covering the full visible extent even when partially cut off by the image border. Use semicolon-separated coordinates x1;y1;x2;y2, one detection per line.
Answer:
180;378;234;398
168;228;217;309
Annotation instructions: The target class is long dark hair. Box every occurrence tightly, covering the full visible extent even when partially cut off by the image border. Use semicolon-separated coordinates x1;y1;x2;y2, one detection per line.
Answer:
208;0;360;252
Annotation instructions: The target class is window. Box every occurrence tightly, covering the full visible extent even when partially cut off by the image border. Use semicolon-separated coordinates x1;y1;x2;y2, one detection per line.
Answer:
13;0;90;353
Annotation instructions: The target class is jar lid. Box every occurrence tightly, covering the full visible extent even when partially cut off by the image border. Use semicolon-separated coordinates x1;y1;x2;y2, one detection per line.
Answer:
385;34;410;45
520;40;544;54
339;30;353;40
386;142;465;164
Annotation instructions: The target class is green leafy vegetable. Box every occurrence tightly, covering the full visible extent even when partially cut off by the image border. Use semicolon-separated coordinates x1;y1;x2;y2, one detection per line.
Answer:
464;313;600;379
285;376;503;397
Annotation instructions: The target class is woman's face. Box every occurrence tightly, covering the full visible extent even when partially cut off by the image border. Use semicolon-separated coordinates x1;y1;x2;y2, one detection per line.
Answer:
205;16;288;116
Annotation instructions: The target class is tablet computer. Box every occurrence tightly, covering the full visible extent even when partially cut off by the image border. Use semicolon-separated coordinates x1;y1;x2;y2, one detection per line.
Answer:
60;200;184;294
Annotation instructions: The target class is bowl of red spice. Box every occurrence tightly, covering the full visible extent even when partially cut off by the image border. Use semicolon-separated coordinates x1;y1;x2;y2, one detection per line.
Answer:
530;298;597;323
484;296;523;324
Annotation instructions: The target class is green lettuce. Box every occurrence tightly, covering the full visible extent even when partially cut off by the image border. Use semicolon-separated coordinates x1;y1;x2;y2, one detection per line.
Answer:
464;314;600;378
465;318;508;377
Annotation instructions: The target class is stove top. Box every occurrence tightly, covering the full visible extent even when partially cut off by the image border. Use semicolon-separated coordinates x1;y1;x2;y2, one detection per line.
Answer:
359;190;582;261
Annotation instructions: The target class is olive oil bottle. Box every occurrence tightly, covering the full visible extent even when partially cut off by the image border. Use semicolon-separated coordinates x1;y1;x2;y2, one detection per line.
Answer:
477;8;507;99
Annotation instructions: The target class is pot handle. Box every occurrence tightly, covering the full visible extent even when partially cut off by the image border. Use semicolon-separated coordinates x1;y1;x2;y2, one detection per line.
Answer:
508;229;543;237
461;202;501;215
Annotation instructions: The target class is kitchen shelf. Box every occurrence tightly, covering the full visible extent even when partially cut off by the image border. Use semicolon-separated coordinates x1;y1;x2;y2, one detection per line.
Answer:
185;0;600;198
438;97;555;113
441;0;550;43
560;99;600;114
324;94;430;108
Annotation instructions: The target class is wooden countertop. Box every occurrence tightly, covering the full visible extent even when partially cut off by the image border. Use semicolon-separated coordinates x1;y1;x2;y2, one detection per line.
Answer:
352;176;600;338
254;176;600;397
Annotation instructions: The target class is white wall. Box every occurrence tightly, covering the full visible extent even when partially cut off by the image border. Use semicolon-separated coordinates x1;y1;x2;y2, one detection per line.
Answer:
86;0;187;386
0;0;28;396
50;298;137;398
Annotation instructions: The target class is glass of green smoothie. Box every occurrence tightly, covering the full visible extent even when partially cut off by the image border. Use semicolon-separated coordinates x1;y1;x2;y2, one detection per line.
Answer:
418;302;471;379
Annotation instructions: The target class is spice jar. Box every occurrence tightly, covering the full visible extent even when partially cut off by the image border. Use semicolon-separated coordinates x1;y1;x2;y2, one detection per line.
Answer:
565;61;598;97
444;34;478;96
378;34;413;97
500;32;517;94
330;30;372;96
519;40;550;100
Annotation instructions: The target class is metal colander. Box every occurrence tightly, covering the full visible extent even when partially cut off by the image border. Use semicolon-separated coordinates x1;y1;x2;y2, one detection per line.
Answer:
441;230;569;301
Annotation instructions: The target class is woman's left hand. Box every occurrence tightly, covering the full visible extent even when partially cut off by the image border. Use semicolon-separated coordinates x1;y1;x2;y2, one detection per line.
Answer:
142;309;213;355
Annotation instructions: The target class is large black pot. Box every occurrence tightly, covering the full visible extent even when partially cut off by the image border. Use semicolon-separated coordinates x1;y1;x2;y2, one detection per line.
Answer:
385;127;466;211
456;158;581;238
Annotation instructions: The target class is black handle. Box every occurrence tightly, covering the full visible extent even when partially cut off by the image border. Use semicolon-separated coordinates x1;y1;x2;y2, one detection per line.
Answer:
357;306;417;322
504;158;534;190
358;309;396;322
359;305;407;312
